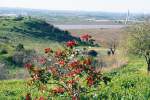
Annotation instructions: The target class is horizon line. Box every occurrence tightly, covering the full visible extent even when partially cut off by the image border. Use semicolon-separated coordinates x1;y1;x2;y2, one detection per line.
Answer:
0;7;149;14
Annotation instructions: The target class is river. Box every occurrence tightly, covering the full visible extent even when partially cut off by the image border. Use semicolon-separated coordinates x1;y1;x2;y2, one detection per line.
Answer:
54;25;126;30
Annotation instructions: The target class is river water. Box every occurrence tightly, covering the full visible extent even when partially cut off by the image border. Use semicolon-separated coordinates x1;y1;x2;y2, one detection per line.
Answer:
55;25;126;30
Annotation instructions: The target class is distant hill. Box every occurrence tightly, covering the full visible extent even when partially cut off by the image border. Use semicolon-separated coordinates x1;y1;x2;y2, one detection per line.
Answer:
0;16;79;42
0;16;82;73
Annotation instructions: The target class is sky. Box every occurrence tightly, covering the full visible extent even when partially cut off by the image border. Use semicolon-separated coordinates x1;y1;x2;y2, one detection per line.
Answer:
0;0;150;13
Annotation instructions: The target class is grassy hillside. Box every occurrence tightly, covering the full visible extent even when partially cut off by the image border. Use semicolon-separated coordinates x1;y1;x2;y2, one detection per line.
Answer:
0;56;149;99
0;16;80;50
0;16;84;80
100;56;150;99
0;16;81;60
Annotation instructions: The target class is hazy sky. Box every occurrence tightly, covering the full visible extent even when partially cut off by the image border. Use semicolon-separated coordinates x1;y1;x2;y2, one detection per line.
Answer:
0;0;150;13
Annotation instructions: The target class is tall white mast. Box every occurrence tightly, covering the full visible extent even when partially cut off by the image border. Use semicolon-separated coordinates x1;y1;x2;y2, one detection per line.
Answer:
125;10;130;24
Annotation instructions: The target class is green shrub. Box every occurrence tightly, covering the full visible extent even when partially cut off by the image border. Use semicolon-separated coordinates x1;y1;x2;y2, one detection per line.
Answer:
0;49;8;54
15;44;24;51
0;63;9;80
12;49;36;66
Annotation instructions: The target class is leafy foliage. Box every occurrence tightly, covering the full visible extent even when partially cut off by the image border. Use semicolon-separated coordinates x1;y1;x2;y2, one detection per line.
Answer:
126;22;150;71
25;36;108;99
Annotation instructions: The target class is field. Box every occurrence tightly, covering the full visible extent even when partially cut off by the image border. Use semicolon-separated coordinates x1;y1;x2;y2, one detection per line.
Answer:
68;28;124;47
0;15;150;100
0;56;150;99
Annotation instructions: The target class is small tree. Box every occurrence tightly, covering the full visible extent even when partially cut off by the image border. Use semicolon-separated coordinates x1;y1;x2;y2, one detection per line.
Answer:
126;23;150;72
104;32;121;55
107;36;118;55
16;43;24;51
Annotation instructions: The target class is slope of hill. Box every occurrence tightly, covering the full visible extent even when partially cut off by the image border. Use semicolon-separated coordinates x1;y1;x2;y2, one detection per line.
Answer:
0;16;78;41
0;16;81;50
0;16;83;80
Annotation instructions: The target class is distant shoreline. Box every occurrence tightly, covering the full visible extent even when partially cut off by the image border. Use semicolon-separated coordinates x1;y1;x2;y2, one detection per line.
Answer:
55;24;126;30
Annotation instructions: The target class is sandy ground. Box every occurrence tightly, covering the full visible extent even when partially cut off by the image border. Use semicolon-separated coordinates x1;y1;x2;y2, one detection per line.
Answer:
68;28;125;46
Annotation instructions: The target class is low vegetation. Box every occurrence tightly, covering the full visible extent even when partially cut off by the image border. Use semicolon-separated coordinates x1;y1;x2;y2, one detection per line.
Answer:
126;23;150;72
0;56;149;99
0;16;85;79
0;16;150;99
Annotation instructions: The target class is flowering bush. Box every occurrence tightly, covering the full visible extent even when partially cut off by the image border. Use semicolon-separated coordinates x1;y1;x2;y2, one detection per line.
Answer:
25;35;110;100
80;34;91;41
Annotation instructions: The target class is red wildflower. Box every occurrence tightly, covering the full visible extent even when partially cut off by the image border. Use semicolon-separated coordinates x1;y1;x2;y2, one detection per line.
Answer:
86;76;94;87
25;93;32;100
80;34;91;41
69;61;80;68
24;63;32;69
65;71;76;77
67;80;76;85
59;60;65;66
39;96;45;100
44;48;51;53
68;72;75;77
55;50;63;57
52;87;65;94
66;40;77;48
63;69;82;78
72;96;79;100
73;68;82;74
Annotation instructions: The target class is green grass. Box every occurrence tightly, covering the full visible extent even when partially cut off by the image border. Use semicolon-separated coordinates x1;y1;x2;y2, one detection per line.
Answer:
98;56;150;100
0;17;64;50
0;56;150;99
0;17;73;83
0;80;26;100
